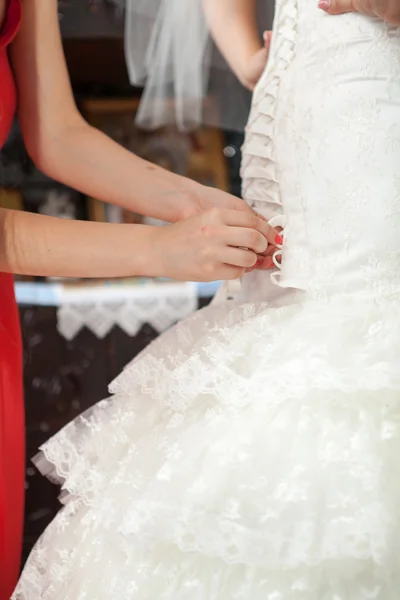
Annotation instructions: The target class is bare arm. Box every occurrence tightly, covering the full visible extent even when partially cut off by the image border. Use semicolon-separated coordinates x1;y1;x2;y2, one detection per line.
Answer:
202;0;263;89
0;209;161;278
0;206;279;281
2;0;280;281
10;0;220;223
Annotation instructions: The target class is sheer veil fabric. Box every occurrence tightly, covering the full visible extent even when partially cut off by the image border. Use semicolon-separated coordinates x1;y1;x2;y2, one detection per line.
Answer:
124;0;275;131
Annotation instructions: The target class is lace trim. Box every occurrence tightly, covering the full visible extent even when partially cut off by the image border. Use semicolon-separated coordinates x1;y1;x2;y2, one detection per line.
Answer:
109;293;400;410
12;293;400;598
56;283;198;340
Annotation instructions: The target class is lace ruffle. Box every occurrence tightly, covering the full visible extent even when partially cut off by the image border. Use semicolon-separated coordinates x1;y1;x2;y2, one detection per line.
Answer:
109;294;400;412
13;541;400;600
27;292;400;504
241;0;297;286
13;293;400;598
217;2;298;304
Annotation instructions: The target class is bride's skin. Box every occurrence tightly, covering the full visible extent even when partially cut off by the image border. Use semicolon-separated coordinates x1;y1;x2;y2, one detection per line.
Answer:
0;0;280;282
203;0;271;92
318;0;400;24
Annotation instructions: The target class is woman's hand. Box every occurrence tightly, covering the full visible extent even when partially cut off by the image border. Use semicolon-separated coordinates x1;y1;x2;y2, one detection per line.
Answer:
176;182;282;271
318;0;400;24
178;182;257;220
148;208;281;282
239;31;272;91
0;208;279;282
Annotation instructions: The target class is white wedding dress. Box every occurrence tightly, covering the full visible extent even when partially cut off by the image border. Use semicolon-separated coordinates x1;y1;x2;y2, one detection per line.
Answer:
13;2;400;599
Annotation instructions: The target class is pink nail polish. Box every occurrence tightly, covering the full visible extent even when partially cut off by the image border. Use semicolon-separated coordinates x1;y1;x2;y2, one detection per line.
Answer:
275;234;283;245
318;0;331;9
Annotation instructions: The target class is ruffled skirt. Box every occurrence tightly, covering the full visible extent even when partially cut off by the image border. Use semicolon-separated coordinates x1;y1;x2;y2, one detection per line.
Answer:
12;292;400;599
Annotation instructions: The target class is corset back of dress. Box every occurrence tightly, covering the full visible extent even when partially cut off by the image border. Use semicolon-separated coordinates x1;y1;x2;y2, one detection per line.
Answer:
241;0;400;302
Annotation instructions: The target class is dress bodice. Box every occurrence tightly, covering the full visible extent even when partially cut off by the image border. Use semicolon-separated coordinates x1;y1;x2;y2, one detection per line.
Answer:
241;1;400;301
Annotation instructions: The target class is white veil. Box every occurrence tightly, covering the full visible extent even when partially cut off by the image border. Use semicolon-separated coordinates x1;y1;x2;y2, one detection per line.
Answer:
124;0;274;132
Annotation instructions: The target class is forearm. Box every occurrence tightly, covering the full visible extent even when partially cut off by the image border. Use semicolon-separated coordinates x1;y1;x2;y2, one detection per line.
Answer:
203;0;261;85
28;122;196;224
11;0;196;224
0;208;160;279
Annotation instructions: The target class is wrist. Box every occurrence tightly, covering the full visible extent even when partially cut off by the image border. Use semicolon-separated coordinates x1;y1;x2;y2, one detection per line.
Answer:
165;173;204;222
132;224;171;279
172;180;203;221
139;162;199;223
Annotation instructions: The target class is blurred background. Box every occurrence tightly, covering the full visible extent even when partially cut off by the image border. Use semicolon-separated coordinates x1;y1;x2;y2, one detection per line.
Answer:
0;0;273;562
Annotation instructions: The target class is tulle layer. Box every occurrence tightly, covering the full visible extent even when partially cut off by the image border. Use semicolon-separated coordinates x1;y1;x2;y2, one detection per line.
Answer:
12;292;400;598
14;528;400;599
111;291;400;407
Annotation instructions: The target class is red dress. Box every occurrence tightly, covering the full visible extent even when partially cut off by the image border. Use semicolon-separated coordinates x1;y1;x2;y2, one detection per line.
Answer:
0;1;24;598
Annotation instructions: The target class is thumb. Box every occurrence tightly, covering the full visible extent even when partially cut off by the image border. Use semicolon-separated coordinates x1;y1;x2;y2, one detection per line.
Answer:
318;0;355;14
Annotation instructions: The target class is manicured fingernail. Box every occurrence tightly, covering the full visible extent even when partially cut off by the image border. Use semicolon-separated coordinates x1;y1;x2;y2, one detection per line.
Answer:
275;234;283;245
318;0;331;9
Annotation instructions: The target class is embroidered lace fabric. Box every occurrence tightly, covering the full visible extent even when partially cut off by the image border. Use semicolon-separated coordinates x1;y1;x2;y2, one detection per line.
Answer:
12;2;400;598
56;282;198;340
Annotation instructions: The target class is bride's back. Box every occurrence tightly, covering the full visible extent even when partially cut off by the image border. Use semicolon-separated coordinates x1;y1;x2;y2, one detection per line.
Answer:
241;1;400;300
